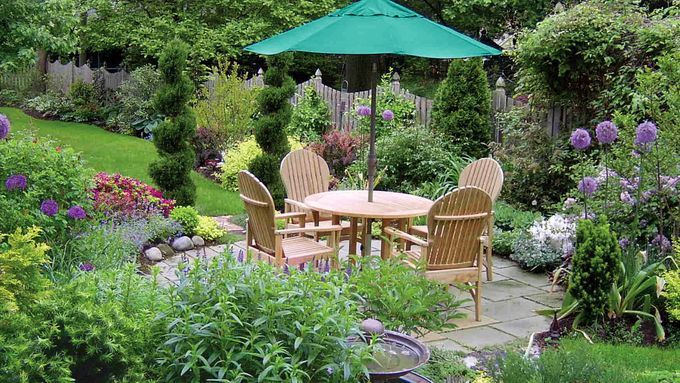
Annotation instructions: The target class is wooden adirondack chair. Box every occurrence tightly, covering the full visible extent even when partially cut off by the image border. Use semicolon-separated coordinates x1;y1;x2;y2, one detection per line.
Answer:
386;187;492;321
238;170;342;267
409;157;504;281
280;149;358;240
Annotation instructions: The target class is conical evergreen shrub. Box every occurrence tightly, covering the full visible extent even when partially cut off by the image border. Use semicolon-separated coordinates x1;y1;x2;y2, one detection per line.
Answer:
431;58;491;159
149;40;197;205
249;53;295;204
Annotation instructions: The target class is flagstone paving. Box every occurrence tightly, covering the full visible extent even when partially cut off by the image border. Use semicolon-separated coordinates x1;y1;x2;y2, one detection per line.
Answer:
155;237;565;352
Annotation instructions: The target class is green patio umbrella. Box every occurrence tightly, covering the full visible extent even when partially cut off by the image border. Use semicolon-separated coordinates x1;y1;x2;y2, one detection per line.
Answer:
245;0;501;201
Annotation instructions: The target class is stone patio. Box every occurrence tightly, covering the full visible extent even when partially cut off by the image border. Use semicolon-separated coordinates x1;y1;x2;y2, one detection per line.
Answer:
155;237;564;353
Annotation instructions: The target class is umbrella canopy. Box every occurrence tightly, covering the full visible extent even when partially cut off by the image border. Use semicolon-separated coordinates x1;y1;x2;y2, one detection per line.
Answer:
245;0;501;58
244;0;501;202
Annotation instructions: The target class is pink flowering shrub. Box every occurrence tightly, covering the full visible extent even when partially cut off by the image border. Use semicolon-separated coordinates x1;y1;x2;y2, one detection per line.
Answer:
91;173;175;218
309;130;360;178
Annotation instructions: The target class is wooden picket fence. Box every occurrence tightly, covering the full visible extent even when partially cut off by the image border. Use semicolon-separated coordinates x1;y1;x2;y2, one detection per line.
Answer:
45;60;129;94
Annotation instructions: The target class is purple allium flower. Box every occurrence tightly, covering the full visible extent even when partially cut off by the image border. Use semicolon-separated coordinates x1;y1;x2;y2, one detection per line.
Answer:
5;174;27;191
356;105;371;117
595;120;618;145
619;238;629;249
651;234;672;253
382;109;394;121
570;128;591;150
67;205;86;219
79;262;95;272
635;121;657;147
578;177;598;196
0;114;9;140
40;199;59;216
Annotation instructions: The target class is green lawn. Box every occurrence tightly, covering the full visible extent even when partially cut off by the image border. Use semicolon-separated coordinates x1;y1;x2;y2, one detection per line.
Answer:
1;107;243;216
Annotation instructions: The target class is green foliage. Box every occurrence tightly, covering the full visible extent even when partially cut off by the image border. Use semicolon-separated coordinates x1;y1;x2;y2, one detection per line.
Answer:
492;202;541;258
568;218;621;321
113;64;162;135
0;132;92;247
288;84;331;143
24;90;75;119
412;152;473;200
250;53;296;205
662;255;680;322
194;61;258;150
354;73;416;139
194;215;225;241
160;256;371;382
67;79;103;122
0;227;51;314
169;206;200;236
150;40;197;206
416;347;475;383
0;266;167;382
510;231;562;271
431;58;491;159
492;108;578;211
348;256;466;335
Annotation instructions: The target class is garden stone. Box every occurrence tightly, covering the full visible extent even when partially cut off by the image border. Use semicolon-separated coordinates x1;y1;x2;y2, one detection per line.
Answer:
172;236;194;251
157;243;175;258
144;247;163;262
191;235;205;247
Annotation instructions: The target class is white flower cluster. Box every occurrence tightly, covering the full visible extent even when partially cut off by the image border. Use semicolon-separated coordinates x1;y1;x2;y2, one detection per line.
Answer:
527;214;576;256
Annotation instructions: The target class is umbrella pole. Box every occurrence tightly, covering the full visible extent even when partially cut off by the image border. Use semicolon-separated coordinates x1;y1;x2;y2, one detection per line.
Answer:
367;56;378;202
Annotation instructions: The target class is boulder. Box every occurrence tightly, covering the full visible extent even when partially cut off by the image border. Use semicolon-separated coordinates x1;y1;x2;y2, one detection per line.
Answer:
157;243;175;258
144;247;163;262
172;236;194;251
191;235;205;247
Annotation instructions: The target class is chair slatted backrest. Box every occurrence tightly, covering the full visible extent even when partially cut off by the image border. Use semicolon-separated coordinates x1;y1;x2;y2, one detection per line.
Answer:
238;170;277;254
280;149;331;218
458;158;504;202
426;187;492;270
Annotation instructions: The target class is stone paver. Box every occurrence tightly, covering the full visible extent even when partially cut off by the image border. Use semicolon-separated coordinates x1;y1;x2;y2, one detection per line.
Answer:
481;279;545;302
427;339;472;353
495;266;551;287
479;297;549;322
490;315;552;338
524;292;564;308
447;308;498;329
443;326;516;350
489;256;516;269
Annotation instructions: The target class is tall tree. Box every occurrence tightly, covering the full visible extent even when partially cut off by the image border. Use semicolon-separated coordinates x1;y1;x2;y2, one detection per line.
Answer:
149;40;197;205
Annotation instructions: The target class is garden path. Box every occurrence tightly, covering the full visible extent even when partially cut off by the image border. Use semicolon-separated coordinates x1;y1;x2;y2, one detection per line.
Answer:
156;238;564;353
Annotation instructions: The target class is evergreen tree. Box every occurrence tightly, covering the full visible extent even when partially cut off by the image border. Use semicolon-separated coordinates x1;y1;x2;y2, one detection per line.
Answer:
149;40;196;205
249;53;295;204
431;58;491;159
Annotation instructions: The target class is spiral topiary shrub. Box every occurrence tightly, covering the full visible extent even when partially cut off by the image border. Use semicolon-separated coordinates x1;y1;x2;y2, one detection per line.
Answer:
249;53;295;205
569;218;621;320
149;40;196;206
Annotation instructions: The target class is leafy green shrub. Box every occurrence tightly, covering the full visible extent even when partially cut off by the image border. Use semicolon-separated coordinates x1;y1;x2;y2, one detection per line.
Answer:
0;267;167;382
0;132;92;247
160;256;371;382
510;231;562;271
149;40;197;206
348;256;465;335
0;227;51;314
288;84;331;143
663;250;680;322
416;347;475;382
431;58;491;159
113;64;162;136
169;206;200;235
354;72;416;138
569;218;621;320
67;80;102;122
194;61;258;150
24;91;74;119
412;152;473;199
493;229;520;258
194;215;225;241
250;53;295;204
494;201;541;231
220;135;303;191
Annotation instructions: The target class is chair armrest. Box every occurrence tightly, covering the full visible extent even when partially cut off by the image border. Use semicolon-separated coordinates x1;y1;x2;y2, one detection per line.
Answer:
284;199;311;211
275;211;307;220
276;225;343;235
384;227;429;248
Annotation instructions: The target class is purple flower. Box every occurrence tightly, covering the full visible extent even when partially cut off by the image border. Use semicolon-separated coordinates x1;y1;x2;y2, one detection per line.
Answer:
651;234;672;253
0;114;9;140
323;260;330;273
635;121;657;147
595;120;618;145
570;128;591;150
299;262;305;271
619;238;629;249
67;205;86;219
5;174;27;191
79;262;95;272
382;109;394;121
40;199;59;216
641;190;655;203
237;250;244;263
578;177;598;196
356;105;371;117
283;264;290;275
620;191;635;205
563;197;577;209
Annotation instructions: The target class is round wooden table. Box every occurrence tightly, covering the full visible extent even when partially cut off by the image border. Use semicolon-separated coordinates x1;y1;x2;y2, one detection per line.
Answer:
304;190;433;258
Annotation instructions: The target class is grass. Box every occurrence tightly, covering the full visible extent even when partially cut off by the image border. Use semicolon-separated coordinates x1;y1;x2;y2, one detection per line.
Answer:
1;107;243;216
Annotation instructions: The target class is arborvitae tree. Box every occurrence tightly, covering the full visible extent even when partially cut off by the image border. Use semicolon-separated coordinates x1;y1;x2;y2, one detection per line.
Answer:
249;53;295;204
431;58;491;159
149;40;196;205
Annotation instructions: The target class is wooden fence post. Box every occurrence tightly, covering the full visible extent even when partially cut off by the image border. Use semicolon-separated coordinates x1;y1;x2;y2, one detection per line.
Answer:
255;68;264;87
391;72;400;94
492;76;509;112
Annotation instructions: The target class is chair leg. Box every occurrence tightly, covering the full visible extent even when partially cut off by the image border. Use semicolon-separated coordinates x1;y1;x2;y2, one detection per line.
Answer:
485;244;493;281
475;280;482;321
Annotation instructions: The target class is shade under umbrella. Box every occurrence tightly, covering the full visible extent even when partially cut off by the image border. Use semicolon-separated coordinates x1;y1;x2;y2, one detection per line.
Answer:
245;0;501;201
